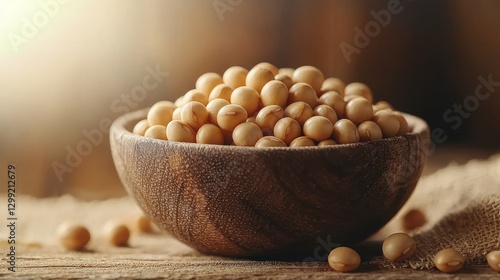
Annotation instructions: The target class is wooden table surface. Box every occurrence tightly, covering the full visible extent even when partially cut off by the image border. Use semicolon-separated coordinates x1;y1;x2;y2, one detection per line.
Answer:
3;234;498;280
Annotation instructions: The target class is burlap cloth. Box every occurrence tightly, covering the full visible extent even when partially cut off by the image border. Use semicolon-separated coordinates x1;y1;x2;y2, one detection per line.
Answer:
370;153;500;269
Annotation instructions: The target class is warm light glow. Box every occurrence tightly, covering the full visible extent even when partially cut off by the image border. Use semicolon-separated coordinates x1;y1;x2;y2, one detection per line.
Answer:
0;1;37;54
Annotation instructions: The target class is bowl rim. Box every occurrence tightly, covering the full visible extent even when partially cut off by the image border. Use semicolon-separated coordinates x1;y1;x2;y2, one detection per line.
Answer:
111;107;429;151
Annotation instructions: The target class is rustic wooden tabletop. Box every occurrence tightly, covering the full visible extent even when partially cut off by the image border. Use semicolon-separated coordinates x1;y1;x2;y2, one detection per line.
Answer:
3;234;498;280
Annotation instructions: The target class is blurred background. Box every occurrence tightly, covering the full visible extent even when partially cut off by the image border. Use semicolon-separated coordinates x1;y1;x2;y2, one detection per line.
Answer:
0;0;499;199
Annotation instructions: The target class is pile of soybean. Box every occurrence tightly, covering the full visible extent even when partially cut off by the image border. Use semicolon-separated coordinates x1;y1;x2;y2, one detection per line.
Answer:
329;232;500;273
133;63;409;147
55;211;500;273
56;215;153;250
327;209;500;273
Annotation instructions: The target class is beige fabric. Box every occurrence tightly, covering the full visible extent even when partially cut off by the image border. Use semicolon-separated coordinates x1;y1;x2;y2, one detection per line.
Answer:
371;154;500;269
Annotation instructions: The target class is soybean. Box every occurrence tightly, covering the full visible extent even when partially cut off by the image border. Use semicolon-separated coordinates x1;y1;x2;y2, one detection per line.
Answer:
284;101;314;126
223;66;248;90
278;67;294;77
372;110;400;138
217;104;248;131
303;116;334;142
486;251;500;272
56;222;91;251
130;214;153;233
318;91;346;118
232;122;263;146
253;62;279;76
172;107;182;121
273;117;302;145
288;82;318;108
255;105;284;133
328;247;361;272
313;105;338;124
357;121;383;142
183;89;208;106
174;95;186;108
292;65;324;93
393;111;409;136
260;80;289;108
274;73;294;90
209;84;233;102
289;136;315;147
103;221;130;247
147;102;174;126
230;86;260;116
144;125;167;140
195;72;223;96
382;233;416;261
180;101;208;130
345;97;374;125
206;98;230;125
433;248;465;273
373;101;394;112
246;67;274;93
345;82;373;103
255;136;287;148
318;139;337;146
166;120;196;143
196;124;225;145
133;119;150;136
332;119;359;144
321;77;346;96
402;209;427;231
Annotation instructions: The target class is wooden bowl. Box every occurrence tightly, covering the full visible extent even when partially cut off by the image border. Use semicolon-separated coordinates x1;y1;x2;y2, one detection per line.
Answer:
110;108;429;258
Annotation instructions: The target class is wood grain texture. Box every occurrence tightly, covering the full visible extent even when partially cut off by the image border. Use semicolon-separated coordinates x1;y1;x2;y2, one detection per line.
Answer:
110;108;430;258
8;238;499;280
